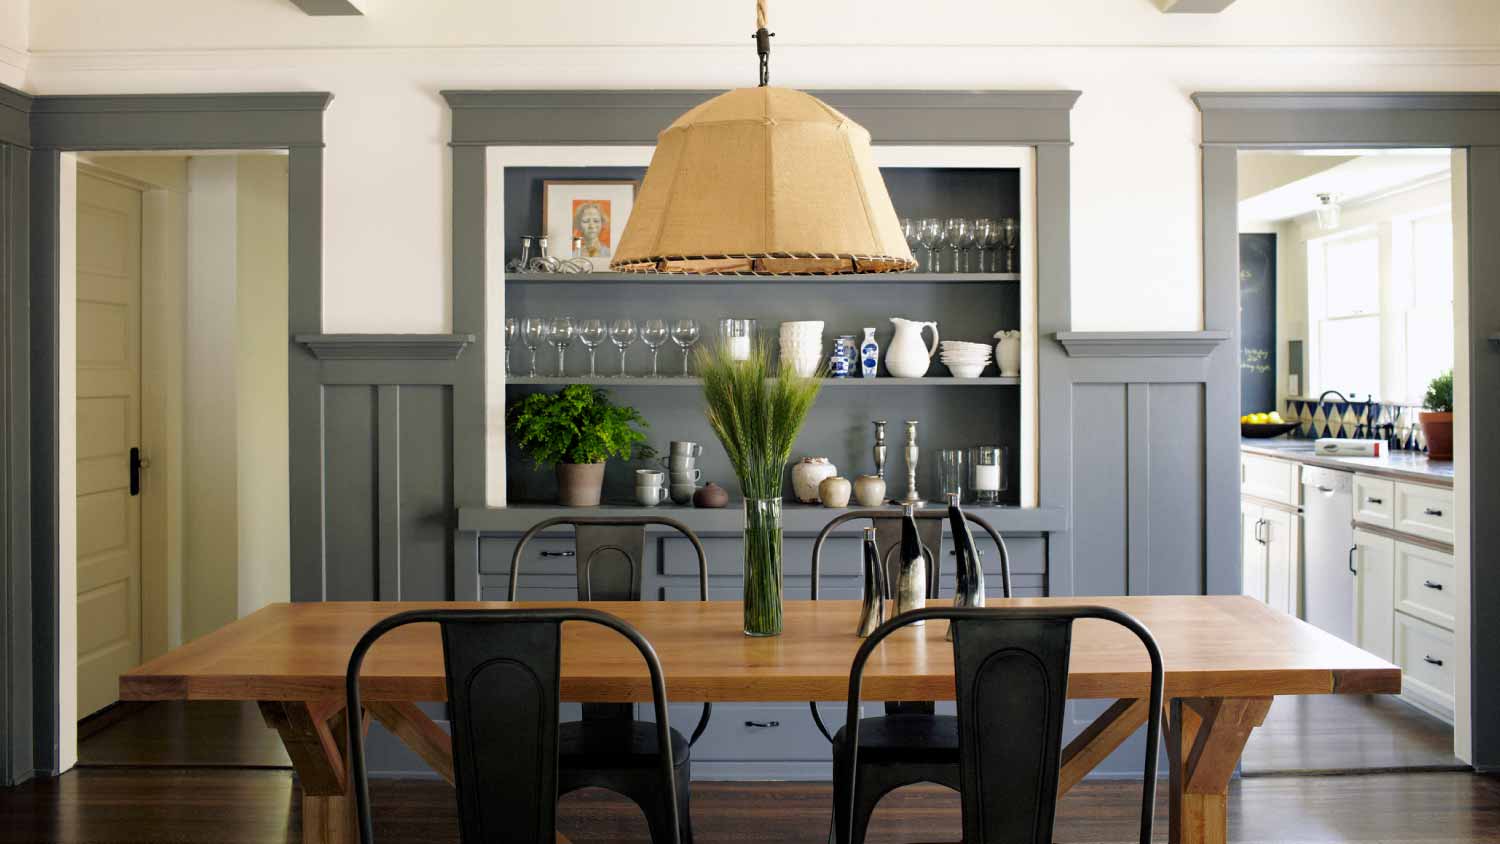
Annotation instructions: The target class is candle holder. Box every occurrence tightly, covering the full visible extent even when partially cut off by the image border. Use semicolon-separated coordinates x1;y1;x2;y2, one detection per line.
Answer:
872;419;888;479
970;445;1007;505
719;318;757;362
890;419;925;507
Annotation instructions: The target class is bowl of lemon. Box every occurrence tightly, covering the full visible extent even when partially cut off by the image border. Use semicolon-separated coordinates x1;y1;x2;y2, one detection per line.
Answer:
1240;411;1298;438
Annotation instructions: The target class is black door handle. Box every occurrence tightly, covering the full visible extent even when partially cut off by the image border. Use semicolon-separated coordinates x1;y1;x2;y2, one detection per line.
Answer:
1423;655;1444;667
744;720;780;728
1424;508;1444;517
1366;497;1383;505
129;447;142;496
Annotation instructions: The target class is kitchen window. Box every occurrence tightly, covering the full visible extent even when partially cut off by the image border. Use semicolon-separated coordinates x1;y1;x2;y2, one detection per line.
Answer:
1309;230;1382;400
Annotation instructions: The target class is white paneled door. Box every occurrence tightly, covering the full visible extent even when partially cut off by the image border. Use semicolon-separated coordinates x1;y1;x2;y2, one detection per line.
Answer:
75;170;144;718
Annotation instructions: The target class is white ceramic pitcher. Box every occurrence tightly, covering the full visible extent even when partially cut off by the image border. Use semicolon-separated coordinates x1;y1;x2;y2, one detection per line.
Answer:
886;318;939;378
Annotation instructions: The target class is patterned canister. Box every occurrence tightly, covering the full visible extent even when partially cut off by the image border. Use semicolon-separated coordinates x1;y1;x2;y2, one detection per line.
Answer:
831;335;858;378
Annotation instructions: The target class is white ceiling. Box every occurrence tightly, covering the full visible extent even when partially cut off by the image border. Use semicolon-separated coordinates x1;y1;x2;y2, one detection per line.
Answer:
1237;150;1452;226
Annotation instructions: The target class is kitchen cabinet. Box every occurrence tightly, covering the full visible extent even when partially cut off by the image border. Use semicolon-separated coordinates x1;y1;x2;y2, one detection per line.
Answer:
1352;528;1395;664
1242;453;1299;507
1394;482;1456;545
1352;475;1394;529
1394;612;1456;720
1242;500;1300;617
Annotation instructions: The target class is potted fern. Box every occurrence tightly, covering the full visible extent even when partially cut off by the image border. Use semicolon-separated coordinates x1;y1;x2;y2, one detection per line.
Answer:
507;385;648;506
698;339;822;636
1420;370;1454;461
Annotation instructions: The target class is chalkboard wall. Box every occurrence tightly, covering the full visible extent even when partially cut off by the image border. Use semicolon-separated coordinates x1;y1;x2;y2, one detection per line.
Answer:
1239;233;1277;414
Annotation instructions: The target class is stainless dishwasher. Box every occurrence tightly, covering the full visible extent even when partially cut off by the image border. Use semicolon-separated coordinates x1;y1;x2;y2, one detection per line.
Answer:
1302;466;1355;644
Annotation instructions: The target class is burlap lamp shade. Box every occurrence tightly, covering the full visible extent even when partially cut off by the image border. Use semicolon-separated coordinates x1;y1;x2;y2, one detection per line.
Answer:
610;86;917;275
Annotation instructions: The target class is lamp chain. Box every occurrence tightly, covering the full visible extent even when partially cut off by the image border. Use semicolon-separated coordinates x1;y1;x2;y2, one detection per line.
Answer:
754;0;774;86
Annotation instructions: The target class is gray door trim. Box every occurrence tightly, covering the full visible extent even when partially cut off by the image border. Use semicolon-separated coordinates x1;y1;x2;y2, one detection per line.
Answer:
443;89;1080;600
1054;331;1230;358
295;334;475;361
1194;91;1500;771
18;90;331;782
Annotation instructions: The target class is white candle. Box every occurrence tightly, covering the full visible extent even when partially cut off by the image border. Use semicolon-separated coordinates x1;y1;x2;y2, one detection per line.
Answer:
729;335;751;361
974;463;1001;491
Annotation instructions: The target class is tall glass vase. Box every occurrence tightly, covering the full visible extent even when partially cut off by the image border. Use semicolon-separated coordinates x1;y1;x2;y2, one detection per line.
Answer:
742;498;784;636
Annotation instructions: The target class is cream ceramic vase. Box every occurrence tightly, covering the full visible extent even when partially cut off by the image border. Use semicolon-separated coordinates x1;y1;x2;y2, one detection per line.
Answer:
792;457;837;503
886;318;940;378
993;330;1021;377
819;476;852;508
853;474;887;507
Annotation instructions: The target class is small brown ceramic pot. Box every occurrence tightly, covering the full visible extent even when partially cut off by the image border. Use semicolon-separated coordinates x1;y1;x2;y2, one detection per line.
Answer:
693;482;730;508
556;462;605;507
1419;411;1453;460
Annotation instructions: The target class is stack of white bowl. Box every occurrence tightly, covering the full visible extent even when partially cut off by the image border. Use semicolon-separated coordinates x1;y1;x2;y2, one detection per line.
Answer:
779;321;825;377
939;340;992;378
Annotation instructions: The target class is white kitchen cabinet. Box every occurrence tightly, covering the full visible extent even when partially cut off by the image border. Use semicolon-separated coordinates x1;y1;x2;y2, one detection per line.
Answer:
1394;540;1457;631
1352;528;1396;663
1393;482;1456;546
1242;500;1300;617
1242;454;1299;507
1394;612;1456;721
1352;475;1395;529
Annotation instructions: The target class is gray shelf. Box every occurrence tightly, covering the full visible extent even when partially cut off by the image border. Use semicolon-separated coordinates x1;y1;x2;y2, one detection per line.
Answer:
459;501;1067;535
505;271;1018;284
507;376;1020;387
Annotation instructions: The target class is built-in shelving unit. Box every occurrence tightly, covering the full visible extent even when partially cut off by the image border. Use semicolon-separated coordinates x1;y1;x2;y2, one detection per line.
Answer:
507;375;1020;387
460;501;1066;535
506;271;1019;285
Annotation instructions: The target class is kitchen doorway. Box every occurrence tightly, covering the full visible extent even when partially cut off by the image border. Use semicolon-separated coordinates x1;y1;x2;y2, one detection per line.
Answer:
1235;147;1466;774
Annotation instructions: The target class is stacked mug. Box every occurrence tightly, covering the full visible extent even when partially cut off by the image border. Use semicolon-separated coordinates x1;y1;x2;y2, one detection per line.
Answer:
779;321;825;377
635;469;668;506
661;441;704;505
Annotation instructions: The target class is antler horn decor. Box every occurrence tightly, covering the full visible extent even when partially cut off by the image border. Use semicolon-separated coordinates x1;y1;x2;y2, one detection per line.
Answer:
609;1;917;276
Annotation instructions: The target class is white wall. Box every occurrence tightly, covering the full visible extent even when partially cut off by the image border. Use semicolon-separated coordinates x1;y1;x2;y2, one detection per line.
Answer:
18;0;1500;333
0;0;26;88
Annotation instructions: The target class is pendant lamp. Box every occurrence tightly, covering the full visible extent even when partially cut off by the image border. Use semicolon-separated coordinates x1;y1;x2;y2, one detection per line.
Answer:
610;1;917;275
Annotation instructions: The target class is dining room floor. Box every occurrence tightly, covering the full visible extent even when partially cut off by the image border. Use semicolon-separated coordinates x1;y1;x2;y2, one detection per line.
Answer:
1239;693;1464;775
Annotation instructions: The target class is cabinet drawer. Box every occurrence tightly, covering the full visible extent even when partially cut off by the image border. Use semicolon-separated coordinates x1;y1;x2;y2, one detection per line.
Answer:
1242;455;1298;506
1352;475;1394;529
1394;613;1455;721
1394;483;1455;545
477;536;581;577
660;702;848;762
1395;542;1456;631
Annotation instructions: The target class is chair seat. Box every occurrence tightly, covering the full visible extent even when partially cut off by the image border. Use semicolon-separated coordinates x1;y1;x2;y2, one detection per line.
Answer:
559;719;691;769
832;714;960;764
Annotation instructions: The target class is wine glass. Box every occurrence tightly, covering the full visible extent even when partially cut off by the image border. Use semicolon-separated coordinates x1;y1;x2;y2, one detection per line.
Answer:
609;318;637;378
917;217;943;273
670;319;701;376
641;319;670;378
521;317;547;377
999;217;1019;273
945;217;973;273
901;218;921;260
503;316;518;376
577;319;607;377
547;316;575;377
972;218;997;273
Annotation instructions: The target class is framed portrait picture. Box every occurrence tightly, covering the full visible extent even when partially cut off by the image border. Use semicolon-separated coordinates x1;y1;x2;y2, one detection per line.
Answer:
542;180;638;271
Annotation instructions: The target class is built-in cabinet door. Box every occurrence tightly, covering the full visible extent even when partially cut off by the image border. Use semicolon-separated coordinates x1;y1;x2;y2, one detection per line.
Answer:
1262;507;1299;617
1353;528;1396;663
1241;502;1267;603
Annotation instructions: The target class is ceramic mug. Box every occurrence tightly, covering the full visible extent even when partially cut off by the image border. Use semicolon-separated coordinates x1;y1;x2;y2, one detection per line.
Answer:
670;468;703;483
669;441;703;458
669;483;697;505
635;468;665;486
636;485;669;506
660;455;698;472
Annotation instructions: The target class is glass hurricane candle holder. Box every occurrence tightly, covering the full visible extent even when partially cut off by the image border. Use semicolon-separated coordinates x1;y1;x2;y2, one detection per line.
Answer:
969;445;1007;505
719;318;757;362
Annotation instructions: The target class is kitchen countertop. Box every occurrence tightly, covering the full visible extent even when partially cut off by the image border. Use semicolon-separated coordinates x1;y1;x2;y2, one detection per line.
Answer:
1241;438;1453;486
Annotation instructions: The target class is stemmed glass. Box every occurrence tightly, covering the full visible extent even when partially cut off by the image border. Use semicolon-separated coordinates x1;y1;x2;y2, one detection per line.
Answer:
999;217;1019;273
547;316;575;377
503;316;518;376
641;319;670;378
901;218;921;262
972;218;997;273
917;217;943;273
521;317;547;377
945;217;973;273
577;319;607;377
671;319;701;376
609;319;637;378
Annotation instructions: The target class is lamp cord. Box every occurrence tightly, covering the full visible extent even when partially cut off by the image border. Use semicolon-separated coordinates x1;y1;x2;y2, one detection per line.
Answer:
754;0;774;86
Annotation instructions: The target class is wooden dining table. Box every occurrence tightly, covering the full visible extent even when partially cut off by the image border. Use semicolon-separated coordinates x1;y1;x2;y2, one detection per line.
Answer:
120;596;1399;844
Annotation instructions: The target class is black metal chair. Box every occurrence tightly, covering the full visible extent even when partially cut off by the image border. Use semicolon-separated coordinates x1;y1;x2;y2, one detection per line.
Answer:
807;508;1011;841
345;607;680;844
508;516;711;844
836;606;1164;844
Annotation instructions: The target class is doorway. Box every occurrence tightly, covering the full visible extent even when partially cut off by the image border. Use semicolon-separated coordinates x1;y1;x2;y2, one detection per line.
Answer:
68;152;292;764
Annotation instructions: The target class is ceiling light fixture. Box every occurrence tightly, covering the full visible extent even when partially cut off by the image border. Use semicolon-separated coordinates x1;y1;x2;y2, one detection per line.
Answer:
1315;192;1342;230
610;1;916;275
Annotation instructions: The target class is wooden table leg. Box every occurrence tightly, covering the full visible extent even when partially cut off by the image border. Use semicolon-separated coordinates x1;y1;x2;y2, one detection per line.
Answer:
1057;698;1150;798
260;700;369;844
1167;696;1273;844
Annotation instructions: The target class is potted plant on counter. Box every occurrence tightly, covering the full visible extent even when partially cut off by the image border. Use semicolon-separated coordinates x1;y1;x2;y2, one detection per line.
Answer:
507;385;648;506
1420;369;1454;461
698;339;822;637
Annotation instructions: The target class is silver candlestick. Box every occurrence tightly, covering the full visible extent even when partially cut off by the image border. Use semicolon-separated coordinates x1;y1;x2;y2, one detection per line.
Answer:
872;419;888;479
890;419;925;507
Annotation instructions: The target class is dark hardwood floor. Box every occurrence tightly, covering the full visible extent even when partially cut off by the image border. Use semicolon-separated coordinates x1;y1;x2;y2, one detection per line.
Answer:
4;769;1499;843
77;701;291;768
1240;693;1462;775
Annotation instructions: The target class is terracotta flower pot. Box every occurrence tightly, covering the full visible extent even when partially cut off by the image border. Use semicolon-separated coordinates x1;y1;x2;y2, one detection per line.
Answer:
556;462;606;506
1419;411;1454;461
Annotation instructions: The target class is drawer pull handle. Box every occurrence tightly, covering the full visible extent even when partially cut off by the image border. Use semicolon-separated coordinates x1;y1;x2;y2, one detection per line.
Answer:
1366;497;1383;505
539;550;576;558
744;720;780;728
1316;485;1334;494
1424;508;1444;517
1348;545;1358;575
1423;580;1444;591
1423;655;1444;667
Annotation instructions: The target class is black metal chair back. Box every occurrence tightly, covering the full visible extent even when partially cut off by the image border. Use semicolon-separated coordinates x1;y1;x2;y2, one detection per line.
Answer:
839;606;1164;844
346;608;679;844
809;508;1013;733
507;515;713;740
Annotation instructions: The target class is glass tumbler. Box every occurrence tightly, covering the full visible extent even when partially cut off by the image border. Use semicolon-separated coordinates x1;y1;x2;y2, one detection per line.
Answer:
936;449;966;504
